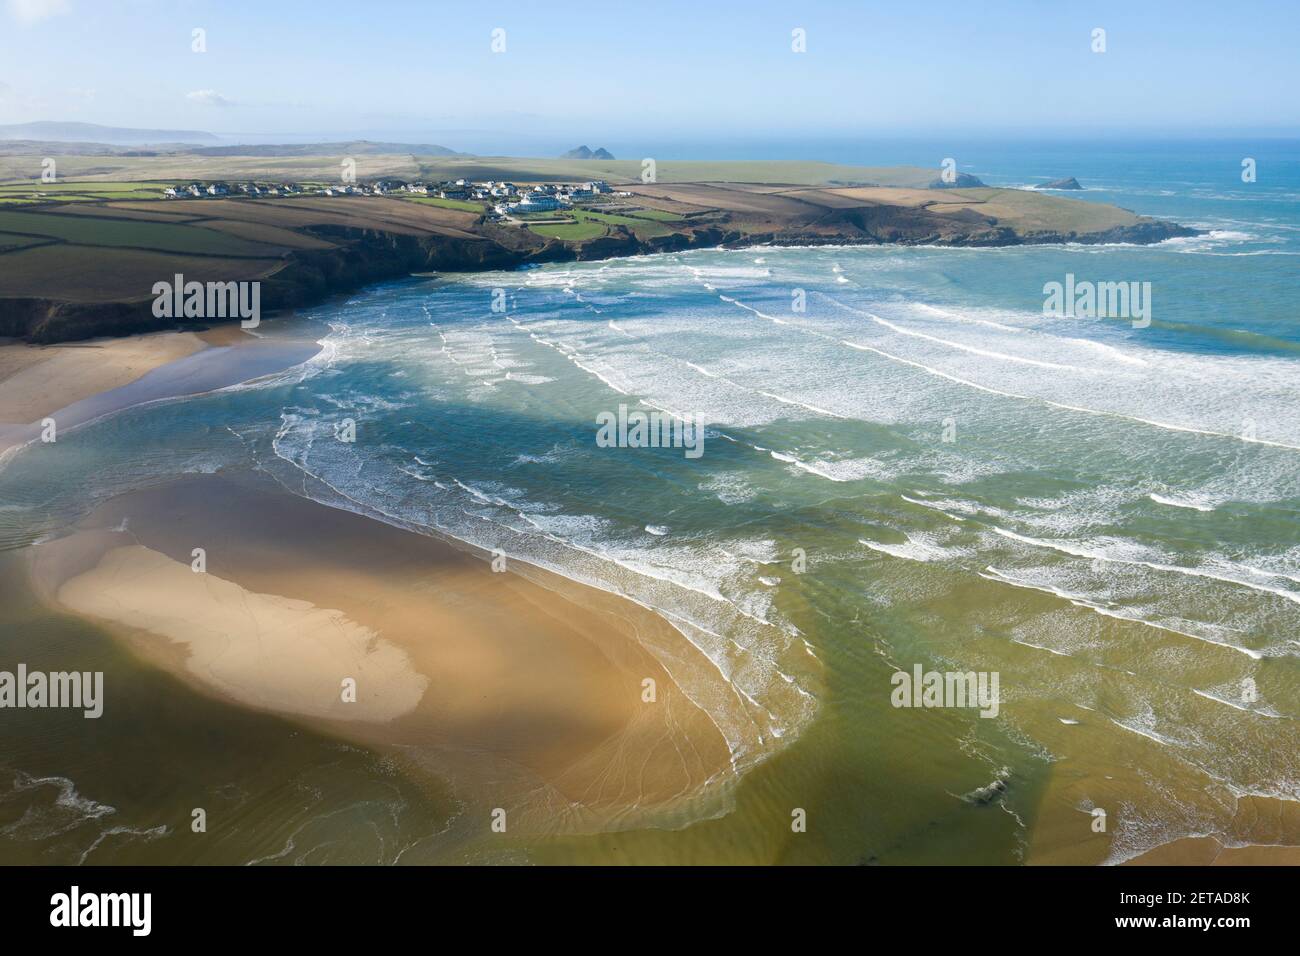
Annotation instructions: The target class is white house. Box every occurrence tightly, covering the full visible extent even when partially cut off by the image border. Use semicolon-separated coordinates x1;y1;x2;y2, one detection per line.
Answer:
514;193;562;212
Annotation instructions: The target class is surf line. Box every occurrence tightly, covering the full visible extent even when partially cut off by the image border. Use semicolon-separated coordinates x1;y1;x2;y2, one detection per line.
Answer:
497;310;837;473
709;286;1299;452
990;526;1300;608
837;338;1300;452
819;294;1082;372
602;316;848;420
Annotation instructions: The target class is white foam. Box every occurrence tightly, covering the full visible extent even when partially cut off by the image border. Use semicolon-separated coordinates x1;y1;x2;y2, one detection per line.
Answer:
860;533;948;563
1149;492;1216;512
991;526;1300;607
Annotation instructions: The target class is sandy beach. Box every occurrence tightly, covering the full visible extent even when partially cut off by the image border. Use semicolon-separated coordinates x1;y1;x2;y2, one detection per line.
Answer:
0;331;212;425
0;325;318;464
27;470;736;834
0;326;258;425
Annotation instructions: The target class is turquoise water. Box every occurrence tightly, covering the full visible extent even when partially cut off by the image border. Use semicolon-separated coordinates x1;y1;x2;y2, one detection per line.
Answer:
2;140;1298;863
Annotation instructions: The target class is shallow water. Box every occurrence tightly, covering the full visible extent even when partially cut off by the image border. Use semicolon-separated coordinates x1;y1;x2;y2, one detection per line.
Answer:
1;140;1298;864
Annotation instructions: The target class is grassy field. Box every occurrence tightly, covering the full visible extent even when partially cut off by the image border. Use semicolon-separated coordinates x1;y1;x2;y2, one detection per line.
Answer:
0;244;283;301
0;208;282;256
528;220;606;241
401;195;486;213
0;231;48;251
0;181;175;203
0;195;502;306
823;185;1142;232
522;205;686;242
611;207;686;221
0;181;173;194
574;209;676;238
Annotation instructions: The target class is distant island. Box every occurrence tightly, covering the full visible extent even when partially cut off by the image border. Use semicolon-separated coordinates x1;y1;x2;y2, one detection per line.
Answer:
1035;177;1083;190
0;139;1195;342
561;145;616;160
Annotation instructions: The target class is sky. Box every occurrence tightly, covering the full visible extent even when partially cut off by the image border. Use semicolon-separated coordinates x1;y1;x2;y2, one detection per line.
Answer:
1;0;1297;155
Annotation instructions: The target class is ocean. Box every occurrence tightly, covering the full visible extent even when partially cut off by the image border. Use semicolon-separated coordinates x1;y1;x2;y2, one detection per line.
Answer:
1;139;1298;864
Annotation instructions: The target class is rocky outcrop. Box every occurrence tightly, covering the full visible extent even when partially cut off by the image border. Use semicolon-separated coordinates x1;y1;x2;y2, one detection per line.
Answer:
1037;177;1083;190
928;172;987;189
962;768;1012;806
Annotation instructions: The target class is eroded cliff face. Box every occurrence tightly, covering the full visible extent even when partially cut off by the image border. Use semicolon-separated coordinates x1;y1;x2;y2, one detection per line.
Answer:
0;214;1195;343
0;298;155;344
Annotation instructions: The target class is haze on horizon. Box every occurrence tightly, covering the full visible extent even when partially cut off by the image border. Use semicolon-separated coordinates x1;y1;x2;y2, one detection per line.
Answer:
1;0;1297;156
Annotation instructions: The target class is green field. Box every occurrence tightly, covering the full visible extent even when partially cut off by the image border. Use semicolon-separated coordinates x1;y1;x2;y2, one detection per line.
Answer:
0;181;172;193
0;209;281;255
611;207;686;222
402;195;485;213
0;180;172;193
0;244;282;302
528;220;606;241
1;192;165;203
523;205;685;242
571;209;674;238
571;209;642;226
0;181;173;203
0;231;47;250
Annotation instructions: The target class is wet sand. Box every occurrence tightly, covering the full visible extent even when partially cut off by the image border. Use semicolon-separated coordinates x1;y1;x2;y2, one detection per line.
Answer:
1026;761;1300;865
0;330;213;425
1123;795;1300;865
29;471;736;834
0;326;318;462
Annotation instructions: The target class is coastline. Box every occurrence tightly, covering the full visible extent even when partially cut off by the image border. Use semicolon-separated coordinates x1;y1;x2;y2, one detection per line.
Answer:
0;187;1198;344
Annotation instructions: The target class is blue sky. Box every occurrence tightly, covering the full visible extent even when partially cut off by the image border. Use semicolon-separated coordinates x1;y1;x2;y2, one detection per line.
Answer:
1;0;1297;153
